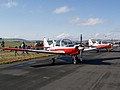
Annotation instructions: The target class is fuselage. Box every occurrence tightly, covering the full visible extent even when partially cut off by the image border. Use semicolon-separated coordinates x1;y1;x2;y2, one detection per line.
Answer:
92;44;111;49
45;39;84;56
88;39;112;50
50;46;81;56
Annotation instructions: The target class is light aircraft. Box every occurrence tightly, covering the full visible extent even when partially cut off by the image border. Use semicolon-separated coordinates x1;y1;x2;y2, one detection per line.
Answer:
88;39;112;52
3;37;95;64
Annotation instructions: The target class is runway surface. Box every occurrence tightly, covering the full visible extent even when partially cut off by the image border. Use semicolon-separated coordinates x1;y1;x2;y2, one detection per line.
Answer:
0;47;120;90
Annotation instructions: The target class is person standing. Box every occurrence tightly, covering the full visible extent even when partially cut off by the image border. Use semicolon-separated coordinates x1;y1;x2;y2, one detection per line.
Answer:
1;41;5;48
14;46;19;56
20;42;29;55
1;40;5;51
20;42;26;55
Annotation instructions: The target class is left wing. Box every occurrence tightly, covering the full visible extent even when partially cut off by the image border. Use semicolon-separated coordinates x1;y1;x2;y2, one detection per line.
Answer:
3;47;65;55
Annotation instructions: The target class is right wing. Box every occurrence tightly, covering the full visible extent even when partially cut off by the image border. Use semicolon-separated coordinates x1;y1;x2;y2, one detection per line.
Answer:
83;47;96;51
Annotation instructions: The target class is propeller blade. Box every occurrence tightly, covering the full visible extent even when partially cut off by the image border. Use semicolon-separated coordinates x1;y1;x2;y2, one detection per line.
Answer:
80;34;82;46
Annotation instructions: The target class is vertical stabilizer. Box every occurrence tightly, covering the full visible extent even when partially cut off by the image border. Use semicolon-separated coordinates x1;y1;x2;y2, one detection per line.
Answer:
88;39;94;46
43;38;50;50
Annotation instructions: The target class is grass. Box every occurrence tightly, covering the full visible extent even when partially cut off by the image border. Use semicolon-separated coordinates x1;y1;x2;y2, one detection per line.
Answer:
0;41;53;65
4;41;34;47
0;50;53;65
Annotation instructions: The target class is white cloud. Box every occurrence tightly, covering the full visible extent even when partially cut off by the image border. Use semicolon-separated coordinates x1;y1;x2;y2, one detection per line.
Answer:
53;6;71;14
55;33;79;40
13;35;20;38
70;17;81;25
95;33;101;37
0;0;18;8
93;33;113;39
106;33;112;37
82;18;104;26
114;27;120;32
56;33;70;39
70;17;104;26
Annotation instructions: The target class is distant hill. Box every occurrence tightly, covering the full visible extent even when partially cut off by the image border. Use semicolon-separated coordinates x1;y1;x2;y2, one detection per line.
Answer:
0;38;28;42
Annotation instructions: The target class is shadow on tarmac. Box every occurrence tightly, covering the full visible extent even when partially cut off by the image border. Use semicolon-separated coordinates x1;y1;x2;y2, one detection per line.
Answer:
30;56;120;68
30;56;73;68
30;62;72;68
81;57;120;65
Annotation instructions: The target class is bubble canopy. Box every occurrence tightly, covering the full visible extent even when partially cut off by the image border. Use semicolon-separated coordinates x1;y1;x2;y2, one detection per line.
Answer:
55;39;74;47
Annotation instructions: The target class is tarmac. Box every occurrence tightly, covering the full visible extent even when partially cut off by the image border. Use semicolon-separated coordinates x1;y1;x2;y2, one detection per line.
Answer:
0;47;120;90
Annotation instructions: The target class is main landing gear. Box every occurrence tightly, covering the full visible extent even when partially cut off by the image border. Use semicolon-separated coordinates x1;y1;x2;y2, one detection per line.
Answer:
72;55;82;64
50;56;62;65
50;56;83;65
72;56;78;64
50;58;56;65
50;49;84;65
72;49;83;64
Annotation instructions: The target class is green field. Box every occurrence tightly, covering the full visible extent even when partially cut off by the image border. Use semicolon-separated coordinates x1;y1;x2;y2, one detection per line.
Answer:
4;41;35;47
0;41;53;65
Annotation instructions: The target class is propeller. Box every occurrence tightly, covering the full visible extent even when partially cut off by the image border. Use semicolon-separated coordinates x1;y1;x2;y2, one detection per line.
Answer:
79;34;83;47
79;34;84;62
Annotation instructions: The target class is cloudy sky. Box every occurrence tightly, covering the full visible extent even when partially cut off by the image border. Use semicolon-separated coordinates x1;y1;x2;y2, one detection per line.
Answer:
0;0;120;40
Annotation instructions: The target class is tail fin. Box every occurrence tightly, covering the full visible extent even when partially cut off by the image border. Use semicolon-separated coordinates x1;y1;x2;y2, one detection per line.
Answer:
88;39;94;46
43;38;50;50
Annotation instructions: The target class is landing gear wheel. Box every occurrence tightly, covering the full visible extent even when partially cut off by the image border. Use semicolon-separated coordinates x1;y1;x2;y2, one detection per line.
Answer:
106;48;110;52
96;49;99;53
73;59;77;64
80;58;82;62
72;56;78;64
51;58;55;65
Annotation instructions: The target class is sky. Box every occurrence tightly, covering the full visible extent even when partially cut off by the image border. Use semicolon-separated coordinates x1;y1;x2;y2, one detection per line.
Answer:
0;0;120;40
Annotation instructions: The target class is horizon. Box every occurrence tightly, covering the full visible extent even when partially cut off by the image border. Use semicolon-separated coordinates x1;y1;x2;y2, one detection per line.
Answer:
1;37;120;42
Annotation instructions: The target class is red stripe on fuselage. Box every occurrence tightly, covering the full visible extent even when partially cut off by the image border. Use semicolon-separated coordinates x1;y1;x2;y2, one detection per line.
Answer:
50;47;80;56
96;44;111;49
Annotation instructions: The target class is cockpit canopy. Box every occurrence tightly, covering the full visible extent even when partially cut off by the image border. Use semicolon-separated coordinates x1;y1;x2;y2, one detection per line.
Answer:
55;39;74;47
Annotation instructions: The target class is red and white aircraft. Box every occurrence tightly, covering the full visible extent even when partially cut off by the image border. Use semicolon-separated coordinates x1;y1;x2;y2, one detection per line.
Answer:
3;38;95;64
88;39;112;52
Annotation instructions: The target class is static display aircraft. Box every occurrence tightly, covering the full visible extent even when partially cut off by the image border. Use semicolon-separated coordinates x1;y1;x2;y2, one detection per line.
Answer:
3;37;95;64
88;39;112;52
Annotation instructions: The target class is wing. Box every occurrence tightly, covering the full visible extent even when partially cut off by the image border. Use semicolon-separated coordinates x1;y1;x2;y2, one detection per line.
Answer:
83;47;96;51
3;47;65;55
